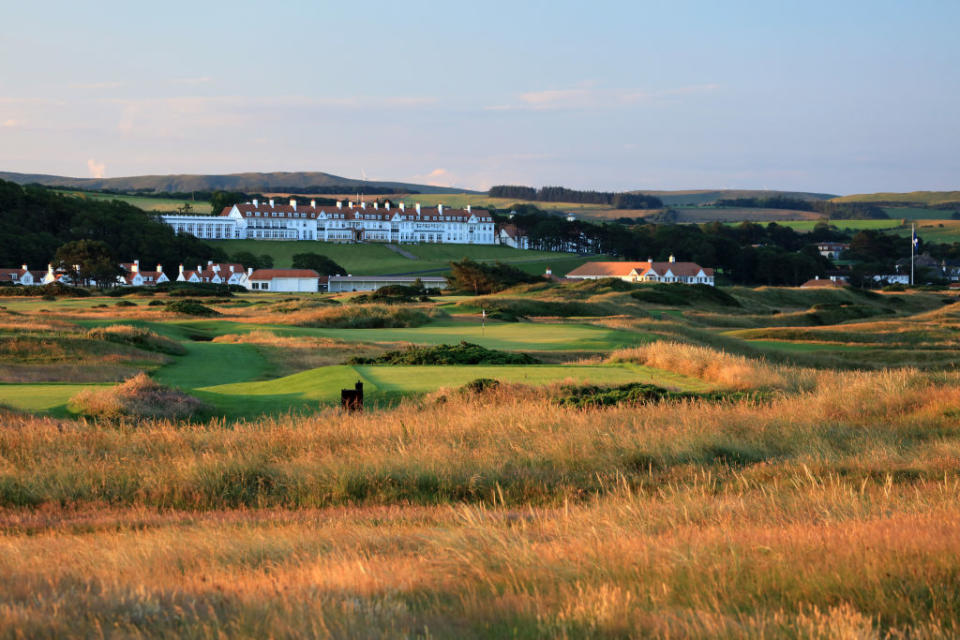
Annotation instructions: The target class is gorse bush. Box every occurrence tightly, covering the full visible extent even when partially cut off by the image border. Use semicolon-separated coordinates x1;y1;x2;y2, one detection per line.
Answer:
630;283;740;307
164;300;219;316
287;304;444;329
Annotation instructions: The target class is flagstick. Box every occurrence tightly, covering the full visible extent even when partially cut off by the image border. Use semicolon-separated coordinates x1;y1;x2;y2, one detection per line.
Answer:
911;223;915;286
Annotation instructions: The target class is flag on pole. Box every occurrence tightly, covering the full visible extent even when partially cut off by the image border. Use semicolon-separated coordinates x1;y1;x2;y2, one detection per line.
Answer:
913;229;920;249
481;308;486;334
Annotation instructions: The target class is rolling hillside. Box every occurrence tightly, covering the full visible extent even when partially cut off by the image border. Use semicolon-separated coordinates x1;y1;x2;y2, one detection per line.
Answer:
633;189;836;206
0;170;473;195
831;191;960;207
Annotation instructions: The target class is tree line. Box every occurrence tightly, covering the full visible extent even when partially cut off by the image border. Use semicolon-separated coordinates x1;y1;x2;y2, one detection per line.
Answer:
489;185;663;209
715;197;889;220
0;180;225;274
497;205;950;286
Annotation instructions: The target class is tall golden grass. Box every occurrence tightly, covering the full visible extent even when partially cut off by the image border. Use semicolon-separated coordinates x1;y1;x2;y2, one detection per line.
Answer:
607;341;820;391
67;373;209;421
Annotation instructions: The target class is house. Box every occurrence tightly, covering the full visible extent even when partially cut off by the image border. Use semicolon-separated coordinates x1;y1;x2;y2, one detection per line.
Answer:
161;199;497;245
245;269;320;292
498;224;529;250
326;275;448;293
0;265;41;285
801;276;848;288
565;256;715;286
873;274;910;285
118;260;169;287
816;242;849;260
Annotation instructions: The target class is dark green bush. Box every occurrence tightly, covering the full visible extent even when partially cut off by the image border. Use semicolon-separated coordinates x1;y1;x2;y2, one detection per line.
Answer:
165;300;220;317
348;341;540;365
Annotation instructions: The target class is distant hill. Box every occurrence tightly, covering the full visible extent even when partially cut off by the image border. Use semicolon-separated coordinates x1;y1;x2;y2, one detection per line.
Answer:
0;170;474;195
831;191;960;207
632;189;836;207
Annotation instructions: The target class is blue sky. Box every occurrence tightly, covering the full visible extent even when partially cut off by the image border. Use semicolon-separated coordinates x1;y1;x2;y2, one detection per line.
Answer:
1;0;957;194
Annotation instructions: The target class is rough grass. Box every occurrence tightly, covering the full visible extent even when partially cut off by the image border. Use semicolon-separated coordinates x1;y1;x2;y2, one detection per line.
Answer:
211;330;393;374
607;341;817;391
348;341;540;365
68;373;210;421
282;304;445;329
87;324;186;355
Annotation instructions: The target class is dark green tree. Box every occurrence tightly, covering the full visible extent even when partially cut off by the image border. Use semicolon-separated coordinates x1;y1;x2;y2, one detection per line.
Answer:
54;239;122;288
291;253;346;275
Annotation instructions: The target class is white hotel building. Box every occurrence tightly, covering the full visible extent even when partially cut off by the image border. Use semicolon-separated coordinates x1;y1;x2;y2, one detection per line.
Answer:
161;199;496;245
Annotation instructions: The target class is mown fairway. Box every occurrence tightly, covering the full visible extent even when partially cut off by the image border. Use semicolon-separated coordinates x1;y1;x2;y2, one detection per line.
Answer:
203;239;594;276
4;282;960;637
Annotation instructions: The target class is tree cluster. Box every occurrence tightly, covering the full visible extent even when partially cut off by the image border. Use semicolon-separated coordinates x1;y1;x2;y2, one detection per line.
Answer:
446;258;542;294
488;185;662;209
714;197;888;220
0;180;225;273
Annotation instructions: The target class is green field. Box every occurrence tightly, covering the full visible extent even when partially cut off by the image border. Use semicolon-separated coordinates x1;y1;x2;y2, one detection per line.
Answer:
53;190;214;214
204;239;595;275
776;219;904;232
832;191;960;207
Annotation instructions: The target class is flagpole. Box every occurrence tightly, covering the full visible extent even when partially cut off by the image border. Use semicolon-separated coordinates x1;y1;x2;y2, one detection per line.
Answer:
911;224;915;286
481;308;485;336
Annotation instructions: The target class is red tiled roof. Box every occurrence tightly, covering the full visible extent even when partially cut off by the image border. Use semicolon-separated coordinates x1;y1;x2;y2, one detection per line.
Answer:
566;261;713;279
248;269;320;281
222;203;493;223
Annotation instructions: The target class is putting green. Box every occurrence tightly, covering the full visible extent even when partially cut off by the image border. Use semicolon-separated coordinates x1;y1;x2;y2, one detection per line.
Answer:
195;362;710;416
167;318;652;352
0;383;111;416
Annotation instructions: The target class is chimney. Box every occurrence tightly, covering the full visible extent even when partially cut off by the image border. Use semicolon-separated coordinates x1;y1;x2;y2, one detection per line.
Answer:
669;254;676;263
229;265;234;273
348;200;353;208
269;199;275;208
207;260;213;266
248;267;253;276
290;198;297;210
336;201;342;209
361;201;366;209
47;263;54;275
132;260;139;273
385;201;391;210
467;205;471;214
374;202;379;209
157;264;163;273
647;257;653;264
310;199;316;208
415;203;421;214
252;198;258;207
178;264;184;275
438;204;444;215
400;202;405;211
196;265;202;274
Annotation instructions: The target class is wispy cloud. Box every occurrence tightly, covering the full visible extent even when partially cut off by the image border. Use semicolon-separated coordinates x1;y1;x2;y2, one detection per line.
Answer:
486;83;720;111
86;158;106;178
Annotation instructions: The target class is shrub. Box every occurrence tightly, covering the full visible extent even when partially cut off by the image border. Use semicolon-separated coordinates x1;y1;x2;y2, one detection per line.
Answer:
459;298;618;317
165;301;219;317
147;300;165;306
630;284;740;307
115;300;136;307
348;342;540;365
0;283;90;298
87;325;186;355
461;378;501;394
69;373;209;421
288;305;441;329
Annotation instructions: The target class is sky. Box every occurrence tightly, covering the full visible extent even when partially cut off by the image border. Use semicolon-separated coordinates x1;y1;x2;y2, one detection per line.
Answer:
1;0;957;194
